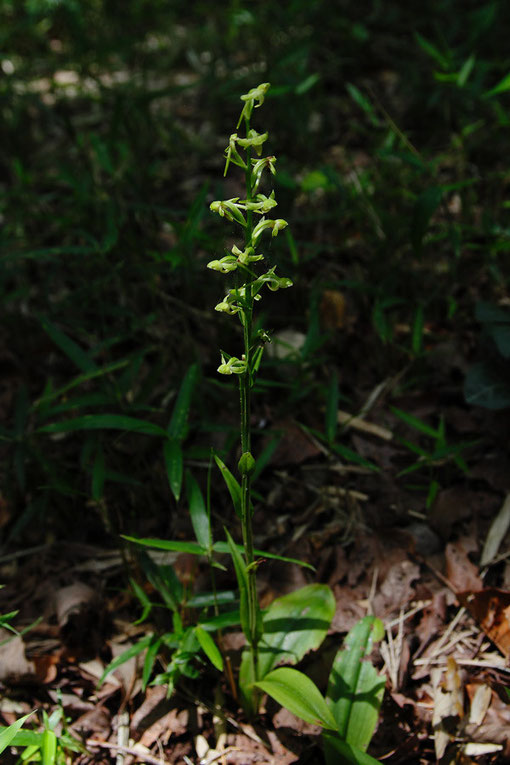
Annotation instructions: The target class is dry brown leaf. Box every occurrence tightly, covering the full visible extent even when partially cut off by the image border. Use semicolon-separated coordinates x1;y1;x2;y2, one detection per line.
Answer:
445;542;483;594
432;657;464;760
458;588;510;659
0;633;35;681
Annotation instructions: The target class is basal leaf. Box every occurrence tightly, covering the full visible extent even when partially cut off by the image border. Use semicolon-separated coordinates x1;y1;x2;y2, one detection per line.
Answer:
326;616;385;752
323;733;383;765
258;584;335;679
256;667;337;730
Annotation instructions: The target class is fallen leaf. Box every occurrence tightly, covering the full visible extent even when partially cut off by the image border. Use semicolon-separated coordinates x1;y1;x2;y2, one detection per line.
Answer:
458;588;510;659
445;542;482;594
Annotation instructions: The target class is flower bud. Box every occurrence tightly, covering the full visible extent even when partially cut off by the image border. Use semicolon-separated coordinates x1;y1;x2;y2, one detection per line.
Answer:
238;451;256;476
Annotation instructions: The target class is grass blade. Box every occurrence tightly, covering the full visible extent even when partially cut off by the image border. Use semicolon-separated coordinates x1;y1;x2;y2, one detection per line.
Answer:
38;414;168;437
164;438;183;502
168;363;199;441
186;470;211;549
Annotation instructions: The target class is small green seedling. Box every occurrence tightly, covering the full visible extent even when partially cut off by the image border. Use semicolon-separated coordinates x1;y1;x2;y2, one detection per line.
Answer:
0;706;85;764
256;615;386;765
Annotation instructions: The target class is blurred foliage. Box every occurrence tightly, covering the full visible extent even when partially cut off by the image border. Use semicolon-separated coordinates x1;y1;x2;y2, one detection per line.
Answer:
0;0;509;548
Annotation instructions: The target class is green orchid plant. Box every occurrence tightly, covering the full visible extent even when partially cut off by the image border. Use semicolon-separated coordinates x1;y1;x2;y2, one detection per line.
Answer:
208;82;335;714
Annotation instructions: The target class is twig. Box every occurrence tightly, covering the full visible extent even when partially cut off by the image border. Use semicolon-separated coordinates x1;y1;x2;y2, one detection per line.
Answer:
87;739;168;765
337;410;393;441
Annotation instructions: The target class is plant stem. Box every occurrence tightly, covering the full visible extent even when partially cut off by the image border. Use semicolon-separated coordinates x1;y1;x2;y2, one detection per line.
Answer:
238;120;260;684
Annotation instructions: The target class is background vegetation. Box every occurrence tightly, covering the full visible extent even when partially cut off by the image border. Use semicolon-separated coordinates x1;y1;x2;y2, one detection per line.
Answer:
2;0;508;549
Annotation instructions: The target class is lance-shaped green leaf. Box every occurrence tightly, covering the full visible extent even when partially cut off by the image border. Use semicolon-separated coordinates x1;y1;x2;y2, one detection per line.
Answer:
164;438;183;502
0;712;36;754
168;363;199;441
122;535;206;556
214;454;243;518
99;634;154;686
326;616;385;754
39;316;97;373
195;626;223;671
41;727;57;765
186;470;211;549
224;528;250;641
256;667;337;730
38;414;168;437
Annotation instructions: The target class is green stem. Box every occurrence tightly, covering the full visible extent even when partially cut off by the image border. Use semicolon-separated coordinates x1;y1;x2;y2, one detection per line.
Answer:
238;117;260;690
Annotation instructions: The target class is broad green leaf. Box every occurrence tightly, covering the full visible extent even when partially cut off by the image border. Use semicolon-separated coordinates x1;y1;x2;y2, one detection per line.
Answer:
323;733;382;765
39;316;97;373
99;634;153;686
326;616;385;752
168;363;199;441
41;728;57;765
257;584;335;679
38;414;168;437
195;626;223;671
256;667;337;730
164;438;183;502
212;540;314;570
214;454;243;518
186;471;211;549
122;535;206;556
0;711;36;754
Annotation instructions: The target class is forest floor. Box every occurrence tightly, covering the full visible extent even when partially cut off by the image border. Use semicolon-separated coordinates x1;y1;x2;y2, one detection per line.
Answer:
2;315;510;765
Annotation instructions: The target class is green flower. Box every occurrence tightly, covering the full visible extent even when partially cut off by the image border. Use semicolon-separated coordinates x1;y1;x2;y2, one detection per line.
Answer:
231;244;264;265
251;216;288;245
244;192;277;214
210;198;247;227
217;354;247;375
224;133;246;176
251;155;276;191
238;82;270;126
207;256;238;273
236;129;268;157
